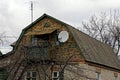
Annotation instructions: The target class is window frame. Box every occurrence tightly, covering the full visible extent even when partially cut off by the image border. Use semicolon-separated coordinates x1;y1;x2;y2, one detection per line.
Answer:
25;71;37;80
52;71;60;80
31;36;38;45
96;72;100;80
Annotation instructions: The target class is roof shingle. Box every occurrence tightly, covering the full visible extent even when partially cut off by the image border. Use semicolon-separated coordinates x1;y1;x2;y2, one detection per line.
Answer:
68;26;120;70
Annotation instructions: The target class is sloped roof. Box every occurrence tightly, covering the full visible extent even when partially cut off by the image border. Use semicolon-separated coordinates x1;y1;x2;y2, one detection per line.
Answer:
14;14;120;70
68;26;120;70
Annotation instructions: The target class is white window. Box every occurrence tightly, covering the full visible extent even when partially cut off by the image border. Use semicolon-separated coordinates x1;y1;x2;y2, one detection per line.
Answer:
96;73;100;80
52;71;64;80
52;71;59;80
26;71;37;80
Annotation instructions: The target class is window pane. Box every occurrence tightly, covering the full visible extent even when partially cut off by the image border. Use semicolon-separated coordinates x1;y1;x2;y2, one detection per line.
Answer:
31;36;38;45
54;72;58;77
0;69;8;80
96;73;100;80
27;72;31;78
32;72;37;77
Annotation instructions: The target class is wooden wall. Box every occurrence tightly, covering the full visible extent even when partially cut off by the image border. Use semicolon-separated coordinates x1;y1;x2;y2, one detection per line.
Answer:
20;17;85;63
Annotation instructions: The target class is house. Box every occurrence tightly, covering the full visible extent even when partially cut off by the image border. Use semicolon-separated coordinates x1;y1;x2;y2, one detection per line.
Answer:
0;14;120;80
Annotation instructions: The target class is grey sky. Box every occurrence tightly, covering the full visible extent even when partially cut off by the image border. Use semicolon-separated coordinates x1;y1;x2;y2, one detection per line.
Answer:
0;0;120;53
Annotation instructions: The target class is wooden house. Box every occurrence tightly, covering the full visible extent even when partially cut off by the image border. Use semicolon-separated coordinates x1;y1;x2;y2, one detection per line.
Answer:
0;14;120;80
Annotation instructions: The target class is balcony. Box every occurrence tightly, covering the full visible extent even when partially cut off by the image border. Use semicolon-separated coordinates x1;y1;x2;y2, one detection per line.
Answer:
26;46;49;60
24;42;51;62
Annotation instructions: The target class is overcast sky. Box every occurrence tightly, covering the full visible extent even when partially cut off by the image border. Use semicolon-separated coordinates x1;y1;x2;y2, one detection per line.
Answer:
0;0;120;53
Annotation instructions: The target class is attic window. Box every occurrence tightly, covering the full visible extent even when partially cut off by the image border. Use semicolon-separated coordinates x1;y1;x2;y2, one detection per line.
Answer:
44;22;50;27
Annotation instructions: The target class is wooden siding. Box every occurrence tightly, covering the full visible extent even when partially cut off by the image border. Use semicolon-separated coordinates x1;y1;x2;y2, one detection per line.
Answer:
20;17;84;63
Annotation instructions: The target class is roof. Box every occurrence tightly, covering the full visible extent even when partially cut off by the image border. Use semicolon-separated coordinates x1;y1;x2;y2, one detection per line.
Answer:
68;26;120;70
13;13;120;70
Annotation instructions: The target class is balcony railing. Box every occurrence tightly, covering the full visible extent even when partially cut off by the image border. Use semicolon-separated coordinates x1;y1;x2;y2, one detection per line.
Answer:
23;40;61;63
24;42;50;61
26;46;50;60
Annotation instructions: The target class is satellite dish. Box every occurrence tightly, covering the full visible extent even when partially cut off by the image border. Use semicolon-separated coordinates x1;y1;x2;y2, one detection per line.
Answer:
58;31;69;43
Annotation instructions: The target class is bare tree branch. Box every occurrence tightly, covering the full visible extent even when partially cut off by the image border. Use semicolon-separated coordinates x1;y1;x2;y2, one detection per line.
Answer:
82;10;120;56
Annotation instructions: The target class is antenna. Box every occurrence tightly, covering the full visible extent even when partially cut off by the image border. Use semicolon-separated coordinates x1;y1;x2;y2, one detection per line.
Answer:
27;0;39;23
30;1;33;23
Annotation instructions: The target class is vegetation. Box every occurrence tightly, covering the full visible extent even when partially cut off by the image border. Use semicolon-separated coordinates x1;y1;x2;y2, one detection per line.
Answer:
82;10;120;56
